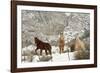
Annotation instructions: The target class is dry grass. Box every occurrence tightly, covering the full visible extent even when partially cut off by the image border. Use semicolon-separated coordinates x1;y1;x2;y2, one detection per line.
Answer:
74;50;90;60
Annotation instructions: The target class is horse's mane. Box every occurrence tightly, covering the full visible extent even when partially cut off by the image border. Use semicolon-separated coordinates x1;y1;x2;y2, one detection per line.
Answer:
34;37;44;45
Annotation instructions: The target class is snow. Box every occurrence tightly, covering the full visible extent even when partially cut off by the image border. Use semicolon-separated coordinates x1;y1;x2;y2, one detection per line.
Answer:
22;45;75;63
52;52;75;62
32;55;40;62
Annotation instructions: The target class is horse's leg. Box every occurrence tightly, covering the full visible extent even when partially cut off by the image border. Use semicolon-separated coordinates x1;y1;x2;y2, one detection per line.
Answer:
40;49;42;55
62;45;64;53
61;47;63;53
48;49;51;55
35;48;38;55
45;49;48;55
59;46;61;54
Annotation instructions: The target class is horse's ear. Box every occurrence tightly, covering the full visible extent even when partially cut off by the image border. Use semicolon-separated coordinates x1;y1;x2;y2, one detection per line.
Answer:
34;37;38;40
34;37;37;43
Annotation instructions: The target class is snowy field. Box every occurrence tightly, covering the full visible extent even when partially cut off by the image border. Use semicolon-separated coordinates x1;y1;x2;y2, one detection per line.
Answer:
22;45;75;63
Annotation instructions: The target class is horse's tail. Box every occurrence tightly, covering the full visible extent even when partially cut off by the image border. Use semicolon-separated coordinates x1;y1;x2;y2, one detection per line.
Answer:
47;43;52;55
49;44;51;49
45;43;51;49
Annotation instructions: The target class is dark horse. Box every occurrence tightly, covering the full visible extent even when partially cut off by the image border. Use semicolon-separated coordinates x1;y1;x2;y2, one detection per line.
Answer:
34;37;52;55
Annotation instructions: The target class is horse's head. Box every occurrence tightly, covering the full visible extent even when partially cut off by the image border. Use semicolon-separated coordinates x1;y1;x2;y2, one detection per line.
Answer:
34;37;40;44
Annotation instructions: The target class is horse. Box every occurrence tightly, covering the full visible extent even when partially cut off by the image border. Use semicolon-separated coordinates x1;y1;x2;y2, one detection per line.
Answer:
58;32;65;54
74;36;86;51
34;37;52;55
66;36;86;52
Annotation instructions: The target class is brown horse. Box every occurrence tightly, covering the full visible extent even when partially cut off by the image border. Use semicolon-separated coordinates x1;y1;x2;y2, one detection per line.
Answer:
74;36;86;51
58;32;65;54
34;37;52;55
67;36;86;52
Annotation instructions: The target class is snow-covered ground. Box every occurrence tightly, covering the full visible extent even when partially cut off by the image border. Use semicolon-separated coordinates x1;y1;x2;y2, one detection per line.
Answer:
22;45;75;63
52;52;75;62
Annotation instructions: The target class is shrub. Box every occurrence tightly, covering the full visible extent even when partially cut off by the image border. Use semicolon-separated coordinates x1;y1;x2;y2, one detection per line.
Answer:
74;50;90;60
